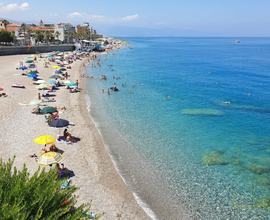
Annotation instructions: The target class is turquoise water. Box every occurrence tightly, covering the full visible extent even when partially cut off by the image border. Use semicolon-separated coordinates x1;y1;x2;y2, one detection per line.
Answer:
85;38;270;219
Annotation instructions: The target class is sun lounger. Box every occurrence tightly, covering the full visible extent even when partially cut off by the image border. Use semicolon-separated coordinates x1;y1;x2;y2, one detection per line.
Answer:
61;178;72;189
11;84;25;88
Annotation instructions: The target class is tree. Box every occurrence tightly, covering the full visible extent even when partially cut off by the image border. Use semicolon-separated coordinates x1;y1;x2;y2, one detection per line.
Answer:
0;157;103;219
34;31;44;45
45;30;52;45
2;19;9;31
55;31;61;45
26;28;32;45
20;23;26;40
0;30;12;45
10;31;16;44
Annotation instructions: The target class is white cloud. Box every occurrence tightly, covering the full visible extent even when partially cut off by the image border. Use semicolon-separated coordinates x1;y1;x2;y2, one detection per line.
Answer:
68;12;82;18
20;2;29;10
50;14;58;17
122;14;138;21
0;2;29;12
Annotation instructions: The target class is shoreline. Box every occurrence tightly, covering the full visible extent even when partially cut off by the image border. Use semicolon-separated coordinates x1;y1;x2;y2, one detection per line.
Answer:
0;48;151;219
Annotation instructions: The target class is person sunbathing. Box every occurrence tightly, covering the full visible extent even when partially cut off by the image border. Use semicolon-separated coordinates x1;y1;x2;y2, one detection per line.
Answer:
57;163;69;175
49;143;58;152
64;129;77;143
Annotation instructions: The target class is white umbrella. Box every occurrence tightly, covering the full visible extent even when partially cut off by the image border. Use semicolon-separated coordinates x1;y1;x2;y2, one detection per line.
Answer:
35;80;46;84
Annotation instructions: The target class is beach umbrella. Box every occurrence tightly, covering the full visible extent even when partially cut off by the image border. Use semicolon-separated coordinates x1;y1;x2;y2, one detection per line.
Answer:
63;61;68;65
19;66;27;70
34;135;56;146
24;56;31;59
38;53;42;56
28;100;42;105
55;70;62;74
28;74;38;78
0;88;3;91
47;80;56;84
37;151;62;166
67;83;76;86
29;70;38;74
50;119;69;127
59;68;66;71
52;65;60;69
63;80;73;84
31;55;35;57
49;75;61;79
35;80;46;84
25;60;34;63
46;55;52;58
40;106;57;114
36;83;50;89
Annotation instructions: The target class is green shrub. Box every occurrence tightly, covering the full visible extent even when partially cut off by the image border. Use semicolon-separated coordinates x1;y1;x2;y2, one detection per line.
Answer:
0;156;103;219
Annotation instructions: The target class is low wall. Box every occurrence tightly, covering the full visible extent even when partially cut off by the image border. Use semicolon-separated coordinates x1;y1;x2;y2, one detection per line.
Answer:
0;45;75;55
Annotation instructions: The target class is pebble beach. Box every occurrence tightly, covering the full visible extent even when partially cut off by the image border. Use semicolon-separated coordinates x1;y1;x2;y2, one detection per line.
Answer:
0;49;151;220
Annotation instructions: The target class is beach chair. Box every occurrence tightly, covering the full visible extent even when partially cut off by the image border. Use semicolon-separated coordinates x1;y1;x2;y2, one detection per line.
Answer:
61;178;72;189
86;211;97;219
44;115;50;124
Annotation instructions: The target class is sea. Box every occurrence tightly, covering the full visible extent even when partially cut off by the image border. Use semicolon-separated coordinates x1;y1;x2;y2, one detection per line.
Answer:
84;37;270;220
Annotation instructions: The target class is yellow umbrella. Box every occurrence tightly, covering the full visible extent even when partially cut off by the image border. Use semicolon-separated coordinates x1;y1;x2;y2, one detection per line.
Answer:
34;135;56;145
31;55;35;57
52;66;60;69
37;151;62;166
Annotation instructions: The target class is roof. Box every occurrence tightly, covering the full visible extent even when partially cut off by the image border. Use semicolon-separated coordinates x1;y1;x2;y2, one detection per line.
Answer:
7;23;19;27
7;27;19;32
31;28;54;31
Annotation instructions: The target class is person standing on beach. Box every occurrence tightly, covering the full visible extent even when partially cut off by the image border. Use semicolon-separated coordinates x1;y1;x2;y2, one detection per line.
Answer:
38;93;41;100
76;80;79;88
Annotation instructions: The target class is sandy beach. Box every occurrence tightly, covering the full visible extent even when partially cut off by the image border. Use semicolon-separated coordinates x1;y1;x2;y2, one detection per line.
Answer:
0;50;151;220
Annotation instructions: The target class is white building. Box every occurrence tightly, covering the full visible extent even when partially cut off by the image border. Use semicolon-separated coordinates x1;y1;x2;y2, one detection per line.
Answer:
54;23;76;43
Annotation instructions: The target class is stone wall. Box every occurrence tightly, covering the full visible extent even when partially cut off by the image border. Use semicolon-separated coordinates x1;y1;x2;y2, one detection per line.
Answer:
0;45;75;55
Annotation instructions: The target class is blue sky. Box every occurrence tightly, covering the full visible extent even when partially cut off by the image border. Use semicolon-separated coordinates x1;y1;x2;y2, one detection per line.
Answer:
0;0;270;36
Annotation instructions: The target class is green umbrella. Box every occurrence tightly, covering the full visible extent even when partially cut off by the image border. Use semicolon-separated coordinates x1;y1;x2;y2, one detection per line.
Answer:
25;60;34;63
40;106;57;114
59;68;66;71
49;75;62;79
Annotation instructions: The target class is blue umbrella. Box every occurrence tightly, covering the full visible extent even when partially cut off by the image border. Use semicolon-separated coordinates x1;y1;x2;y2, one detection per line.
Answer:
28;74;38;78
67;83;76;86
47;80;56;84
19;66;27;70
55;70;62;74
50;119;69;127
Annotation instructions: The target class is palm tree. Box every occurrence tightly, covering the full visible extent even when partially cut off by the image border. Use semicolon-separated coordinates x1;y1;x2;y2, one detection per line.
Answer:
54;31;60;44
2;19;9;31
10;31;15;45
26;28;32;45
44;30;51;45
20;23;26;45
34;31;41;45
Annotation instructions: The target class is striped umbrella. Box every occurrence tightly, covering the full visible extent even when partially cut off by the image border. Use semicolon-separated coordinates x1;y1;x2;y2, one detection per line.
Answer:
37;152;62;166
